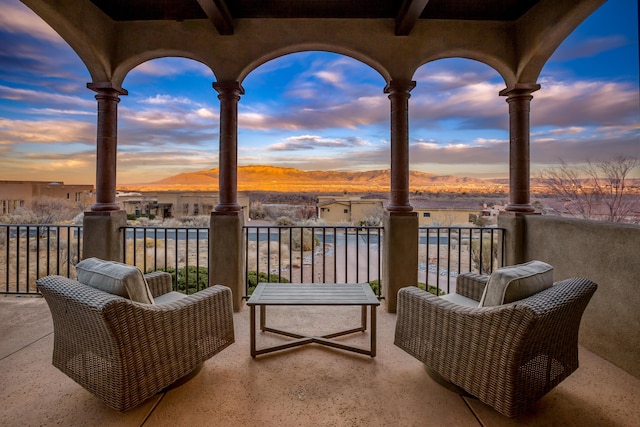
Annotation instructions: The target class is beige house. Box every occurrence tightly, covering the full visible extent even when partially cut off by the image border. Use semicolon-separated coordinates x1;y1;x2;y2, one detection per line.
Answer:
317;197;384;225
411;199;485;226
414;208;476;227
116;192;155;216
0;181;94;215
117;191;250;222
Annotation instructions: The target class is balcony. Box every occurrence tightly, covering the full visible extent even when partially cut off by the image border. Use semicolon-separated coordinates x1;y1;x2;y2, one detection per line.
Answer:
1;216;639;425
2;295;639;426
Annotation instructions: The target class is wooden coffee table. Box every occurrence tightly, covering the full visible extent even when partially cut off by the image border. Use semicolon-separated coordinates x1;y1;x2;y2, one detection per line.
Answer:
247;283;380;358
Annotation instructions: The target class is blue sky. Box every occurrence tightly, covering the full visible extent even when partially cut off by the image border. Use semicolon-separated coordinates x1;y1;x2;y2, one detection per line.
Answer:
0;0;638;185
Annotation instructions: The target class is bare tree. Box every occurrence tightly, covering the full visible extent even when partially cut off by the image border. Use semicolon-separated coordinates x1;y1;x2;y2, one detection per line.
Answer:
539;155;639;223
0;197;84;224
359;205;384;226
587;155;640;222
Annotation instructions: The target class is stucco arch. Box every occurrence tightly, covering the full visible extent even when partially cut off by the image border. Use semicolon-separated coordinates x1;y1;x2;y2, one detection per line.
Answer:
515;0;605;84
237;44;390;85
114;51;217;88
21;0;116;83
414;50;516;88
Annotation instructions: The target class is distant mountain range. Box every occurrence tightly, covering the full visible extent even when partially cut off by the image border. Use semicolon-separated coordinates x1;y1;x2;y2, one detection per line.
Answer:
119;165;511;193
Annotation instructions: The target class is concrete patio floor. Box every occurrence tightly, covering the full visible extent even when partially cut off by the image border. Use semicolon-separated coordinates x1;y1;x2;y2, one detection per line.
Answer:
1;295;639;427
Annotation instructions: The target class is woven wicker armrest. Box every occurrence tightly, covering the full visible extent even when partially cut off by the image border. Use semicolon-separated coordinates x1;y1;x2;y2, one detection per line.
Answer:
394;277;597;417
104;285;235;368
455;272;489;301
144;271;173;297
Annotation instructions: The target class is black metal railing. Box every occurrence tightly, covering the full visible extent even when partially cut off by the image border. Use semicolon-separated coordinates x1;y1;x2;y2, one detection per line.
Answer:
0;224;82;295
121;226;209;294
243;225;384;296
418;226;505;295
1;223;505;297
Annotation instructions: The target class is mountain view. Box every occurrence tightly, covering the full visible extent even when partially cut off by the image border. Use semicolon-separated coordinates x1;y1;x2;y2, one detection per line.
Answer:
118;165;510;193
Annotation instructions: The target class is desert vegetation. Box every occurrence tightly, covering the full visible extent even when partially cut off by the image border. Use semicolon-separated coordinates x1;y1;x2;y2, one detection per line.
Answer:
539;155;640;223
0;196;85;225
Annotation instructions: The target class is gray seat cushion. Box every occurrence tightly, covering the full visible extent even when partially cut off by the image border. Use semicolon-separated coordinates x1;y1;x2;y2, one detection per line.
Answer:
76;257;155;304
441;292;479;307
154;291;187;304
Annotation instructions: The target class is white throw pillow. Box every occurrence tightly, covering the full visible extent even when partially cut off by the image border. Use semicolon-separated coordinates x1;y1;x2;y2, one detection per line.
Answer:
76;257;154;304
479;260;554;307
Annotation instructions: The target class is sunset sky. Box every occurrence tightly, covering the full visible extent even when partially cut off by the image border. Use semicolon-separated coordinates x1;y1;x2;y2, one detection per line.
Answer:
0;0;638;185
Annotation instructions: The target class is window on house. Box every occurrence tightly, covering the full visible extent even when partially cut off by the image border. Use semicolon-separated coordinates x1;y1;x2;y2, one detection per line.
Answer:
344;209;349;214
193;203;199;215
183;203;189;214
423;212;431;218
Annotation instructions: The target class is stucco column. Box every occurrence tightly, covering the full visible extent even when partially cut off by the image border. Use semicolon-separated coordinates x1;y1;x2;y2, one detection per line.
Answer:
213;81;244;213
211;81;245;311
83;82;128;262
500;84;540;213
382;80;418;313
384;79;416;212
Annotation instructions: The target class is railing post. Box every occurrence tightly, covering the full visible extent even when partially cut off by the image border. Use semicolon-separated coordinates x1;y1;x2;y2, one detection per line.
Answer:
383;212;418;313
210;212;245;311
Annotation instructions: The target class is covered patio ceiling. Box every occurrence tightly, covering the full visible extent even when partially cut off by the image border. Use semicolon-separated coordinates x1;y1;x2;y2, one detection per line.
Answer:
89;0;541;35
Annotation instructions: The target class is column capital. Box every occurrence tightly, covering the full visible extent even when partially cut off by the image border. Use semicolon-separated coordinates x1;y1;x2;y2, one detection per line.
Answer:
384;79;416;95
87;82;128;96
499;83;540;97
213;81;245;96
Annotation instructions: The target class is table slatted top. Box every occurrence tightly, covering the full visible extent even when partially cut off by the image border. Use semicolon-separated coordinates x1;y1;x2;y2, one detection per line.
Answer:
247;283;380;306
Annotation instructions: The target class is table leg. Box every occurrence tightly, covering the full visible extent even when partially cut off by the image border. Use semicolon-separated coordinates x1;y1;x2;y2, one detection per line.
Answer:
250;305;256;358
260;305;266;331
361;305;367;331
371;305;377;357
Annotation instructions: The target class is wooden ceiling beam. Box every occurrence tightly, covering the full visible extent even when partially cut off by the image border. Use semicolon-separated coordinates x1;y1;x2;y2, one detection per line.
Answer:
395;0;430;35
196;0;234;35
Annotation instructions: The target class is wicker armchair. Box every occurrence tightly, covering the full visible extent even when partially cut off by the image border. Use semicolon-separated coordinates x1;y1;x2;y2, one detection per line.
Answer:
37;271;235;412
394;275;597;417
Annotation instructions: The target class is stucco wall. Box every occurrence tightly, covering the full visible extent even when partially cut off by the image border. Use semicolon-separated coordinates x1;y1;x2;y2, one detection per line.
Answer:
318;202;350;224
415;209;473;227
499;213;640;378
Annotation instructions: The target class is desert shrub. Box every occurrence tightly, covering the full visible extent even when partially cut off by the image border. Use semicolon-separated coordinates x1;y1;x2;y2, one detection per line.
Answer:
246;271;289;295
471;238;499;274
178;216;210;227
276;216;296;226
369;280;381;295
297;218;327;227
368;280;444;297
250;204;267;220
280;227;318;251
417;282;446;296
158;266;209;294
